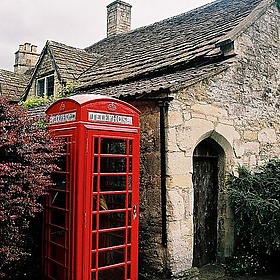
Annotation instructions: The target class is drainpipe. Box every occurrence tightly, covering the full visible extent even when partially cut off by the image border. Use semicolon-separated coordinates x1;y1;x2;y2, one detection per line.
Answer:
159;100;169;247
121;95;172;247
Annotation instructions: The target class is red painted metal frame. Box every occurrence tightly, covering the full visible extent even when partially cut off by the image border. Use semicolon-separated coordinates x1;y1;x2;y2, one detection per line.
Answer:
45;95;140;280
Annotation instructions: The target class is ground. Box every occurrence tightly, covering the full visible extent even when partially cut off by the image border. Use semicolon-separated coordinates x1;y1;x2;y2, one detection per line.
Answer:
198;264;280;280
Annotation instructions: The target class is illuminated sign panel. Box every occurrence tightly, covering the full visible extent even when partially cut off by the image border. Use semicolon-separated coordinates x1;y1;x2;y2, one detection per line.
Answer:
88;112;133;125
49;112;76;124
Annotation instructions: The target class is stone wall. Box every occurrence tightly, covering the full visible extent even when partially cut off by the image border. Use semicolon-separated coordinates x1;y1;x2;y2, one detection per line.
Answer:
130;101;168;277
164;3;280;277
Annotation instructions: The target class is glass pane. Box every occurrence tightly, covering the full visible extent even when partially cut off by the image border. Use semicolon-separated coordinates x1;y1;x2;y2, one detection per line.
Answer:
92;215;97;231
102;194;126;210
50;244;65;264
51;208;65;227
129;157;132;173
98;248;125;267
93;157;99;173
129;140;133;155
50;261;65;279
50;227;66;246
100;157;126;173
128;176;132;190
127;229;131;245
91;252;96;270
98;229;126;249
47;75;54;97
52;173;66;190
98;267;125;280
91;271;96;280
101;139;127;154
37;79;45;97
128;193;132;208
92;195;108;211
51;190;66;208
127;211;131;227
92;233;97;250
99;212;126;229
99;176;126;192
94;138;99;154
56;155;67;171
127;246;131;261
127;264;131;279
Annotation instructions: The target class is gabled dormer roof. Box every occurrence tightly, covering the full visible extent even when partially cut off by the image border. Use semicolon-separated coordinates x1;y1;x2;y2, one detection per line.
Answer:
22;41;100;100
77;0;274;92
46;41;100;82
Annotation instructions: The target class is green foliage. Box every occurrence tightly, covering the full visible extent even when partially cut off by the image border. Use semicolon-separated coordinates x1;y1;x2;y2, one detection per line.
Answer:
34;120;47;130
22;95;49;109
58;81;78;98
226;251;263;276
23;81;78;109
226;160;280;275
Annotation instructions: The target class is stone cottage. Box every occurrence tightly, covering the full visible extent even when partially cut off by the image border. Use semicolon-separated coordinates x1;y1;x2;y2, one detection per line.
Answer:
1;0;280;278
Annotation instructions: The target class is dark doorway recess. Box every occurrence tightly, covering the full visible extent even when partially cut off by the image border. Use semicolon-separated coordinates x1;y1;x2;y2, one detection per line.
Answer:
192;138;223;267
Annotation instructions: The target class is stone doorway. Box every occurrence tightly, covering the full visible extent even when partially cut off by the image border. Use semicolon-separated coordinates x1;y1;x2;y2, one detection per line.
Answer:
192;138;224;267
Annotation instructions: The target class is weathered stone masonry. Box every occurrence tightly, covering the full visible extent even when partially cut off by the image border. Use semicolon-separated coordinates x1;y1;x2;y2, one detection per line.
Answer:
164;3;280;276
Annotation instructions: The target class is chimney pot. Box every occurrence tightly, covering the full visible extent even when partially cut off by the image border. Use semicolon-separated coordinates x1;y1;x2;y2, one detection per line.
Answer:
14;43;39;74
31;45;38;53
107;0;132;37
24;42;31;52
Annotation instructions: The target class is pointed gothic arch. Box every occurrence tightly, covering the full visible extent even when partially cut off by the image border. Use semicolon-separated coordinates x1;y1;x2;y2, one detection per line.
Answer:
192;131;234;267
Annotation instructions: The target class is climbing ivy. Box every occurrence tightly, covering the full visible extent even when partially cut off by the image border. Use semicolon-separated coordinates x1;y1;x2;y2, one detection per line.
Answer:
22;95;49;109
58;81;78;98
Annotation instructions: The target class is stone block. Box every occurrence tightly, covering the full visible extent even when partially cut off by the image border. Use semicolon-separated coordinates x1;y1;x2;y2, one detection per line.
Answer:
244;141;260;154
177;118;214;154
167;174;192;190
167;127;180;152
168;110;184;127
167;152;189;175
233;139;245;158
244;130;258;141
191;103;228;118
215;123;240;146
258;128;277;143
167;190;185;221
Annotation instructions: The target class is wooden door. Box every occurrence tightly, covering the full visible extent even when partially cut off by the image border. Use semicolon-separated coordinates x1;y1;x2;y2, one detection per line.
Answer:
192;155;218;267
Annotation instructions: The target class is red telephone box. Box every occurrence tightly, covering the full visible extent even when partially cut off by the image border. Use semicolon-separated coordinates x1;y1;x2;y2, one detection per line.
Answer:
44;94;140;280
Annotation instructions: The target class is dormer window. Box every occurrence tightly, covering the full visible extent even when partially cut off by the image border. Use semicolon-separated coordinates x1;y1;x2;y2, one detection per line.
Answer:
37;74;54;97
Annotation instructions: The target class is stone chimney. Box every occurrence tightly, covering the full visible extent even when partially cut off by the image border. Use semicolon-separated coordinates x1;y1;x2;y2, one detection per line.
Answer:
107;0;132;37
14;43;40;74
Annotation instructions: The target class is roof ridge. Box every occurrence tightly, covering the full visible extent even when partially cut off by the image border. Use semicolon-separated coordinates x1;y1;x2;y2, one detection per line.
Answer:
47;40;95;55
216;0;274;46
85;0;219;51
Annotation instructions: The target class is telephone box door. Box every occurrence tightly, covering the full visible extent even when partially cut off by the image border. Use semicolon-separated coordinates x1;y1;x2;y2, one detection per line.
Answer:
86;130;139;280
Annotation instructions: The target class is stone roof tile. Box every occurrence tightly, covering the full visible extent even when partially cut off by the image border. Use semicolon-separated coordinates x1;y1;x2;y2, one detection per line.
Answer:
80;61;230;98
47;41;100;81
79;0;266;90
0;69;31;101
